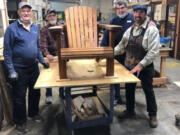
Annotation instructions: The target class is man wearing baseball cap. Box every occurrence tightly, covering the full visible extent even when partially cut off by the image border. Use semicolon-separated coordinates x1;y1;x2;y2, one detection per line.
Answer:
114;5;160;128
40;9;65;104
3;1;49;133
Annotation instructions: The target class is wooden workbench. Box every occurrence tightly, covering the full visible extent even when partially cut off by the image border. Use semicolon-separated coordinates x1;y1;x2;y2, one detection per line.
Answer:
35;59;139;130
153;47;172;86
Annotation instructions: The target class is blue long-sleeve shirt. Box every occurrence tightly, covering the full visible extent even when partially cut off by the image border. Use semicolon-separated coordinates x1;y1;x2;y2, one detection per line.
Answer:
3;20;45;74
101;13;134;46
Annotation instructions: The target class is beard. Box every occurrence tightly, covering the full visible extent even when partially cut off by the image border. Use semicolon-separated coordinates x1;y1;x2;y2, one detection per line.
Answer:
118;12;128;19
49;20;57;25
135;17;144;25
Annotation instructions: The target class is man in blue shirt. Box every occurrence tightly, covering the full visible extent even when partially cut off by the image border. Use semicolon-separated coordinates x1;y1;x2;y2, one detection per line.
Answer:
101;0;134;105
3;2;49;133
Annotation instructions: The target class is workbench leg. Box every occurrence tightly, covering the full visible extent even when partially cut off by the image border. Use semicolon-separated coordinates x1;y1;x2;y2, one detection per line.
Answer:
106;58;114;76
92;86;97;95
64;87;73;129
160;56;166;77
109;84;115;121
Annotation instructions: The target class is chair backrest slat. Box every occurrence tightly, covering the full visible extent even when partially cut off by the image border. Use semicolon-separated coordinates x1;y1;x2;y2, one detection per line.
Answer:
69;7;77;48
65;6;98;48
74;6;81;48
78;6;85;48
65;8;73;48
92;8;98;47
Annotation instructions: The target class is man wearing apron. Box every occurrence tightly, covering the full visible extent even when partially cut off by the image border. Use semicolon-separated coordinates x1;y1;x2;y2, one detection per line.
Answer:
114;5;160;128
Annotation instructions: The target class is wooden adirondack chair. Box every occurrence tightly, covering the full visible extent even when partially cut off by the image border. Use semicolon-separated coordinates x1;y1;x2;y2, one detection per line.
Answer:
49;6;121;80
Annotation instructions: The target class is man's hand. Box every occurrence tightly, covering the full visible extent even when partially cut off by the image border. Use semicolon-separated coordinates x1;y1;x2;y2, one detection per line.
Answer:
130;64;143;77
42;62;50;69
9;72;18;81
46;54;54;62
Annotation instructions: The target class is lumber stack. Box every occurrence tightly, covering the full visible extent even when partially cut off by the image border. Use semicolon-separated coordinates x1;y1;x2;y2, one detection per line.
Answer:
71;96;106;121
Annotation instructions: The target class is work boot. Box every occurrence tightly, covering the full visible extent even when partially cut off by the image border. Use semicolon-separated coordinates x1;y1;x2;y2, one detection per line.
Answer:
118;110;136;119
45;96;53;104
149;116;158;128
15;124;28;134
28;115;44;123
114;98;123;106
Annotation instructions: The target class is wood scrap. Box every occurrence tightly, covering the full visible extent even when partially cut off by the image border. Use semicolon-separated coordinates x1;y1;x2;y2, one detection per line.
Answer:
71;103;87;120
65;95;107;121
82;102;94;116
72;96;85;111
92;96;106;116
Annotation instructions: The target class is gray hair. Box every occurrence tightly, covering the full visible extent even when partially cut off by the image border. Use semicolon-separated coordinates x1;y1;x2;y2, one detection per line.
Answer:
114;0;127;7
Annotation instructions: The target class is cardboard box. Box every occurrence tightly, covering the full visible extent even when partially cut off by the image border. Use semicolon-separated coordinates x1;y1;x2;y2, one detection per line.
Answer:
154;4;166;21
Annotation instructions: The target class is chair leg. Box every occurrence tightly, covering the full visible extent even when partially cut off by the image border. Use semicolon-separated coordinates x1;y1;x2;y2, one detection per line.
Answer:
106;58;114;76
59;59;67;79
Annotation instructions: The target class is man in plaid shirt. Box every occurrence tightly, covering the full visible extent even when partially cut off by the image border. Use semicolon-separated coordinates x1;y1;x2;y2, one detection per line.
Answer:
40;9;65;104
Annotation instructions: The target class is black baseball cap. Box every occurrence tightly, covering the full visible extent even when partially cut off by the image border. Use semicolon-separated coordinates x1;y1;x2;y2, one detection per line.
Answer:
46;9;56;15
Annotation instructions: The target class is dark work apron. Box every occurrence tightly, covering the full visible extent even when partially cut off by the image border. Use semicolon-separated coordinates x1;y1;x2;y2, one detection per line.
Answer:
125;24;148;70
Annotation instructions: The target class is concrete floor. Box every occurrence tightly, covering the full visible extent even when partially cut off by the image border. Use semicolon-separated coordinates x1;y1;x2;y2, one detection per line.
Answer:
1;57;180;135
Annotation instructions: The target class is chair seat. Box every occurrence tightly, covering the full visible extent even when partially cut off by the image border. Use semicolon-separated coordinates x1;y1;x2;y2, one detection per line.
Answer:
61;47;114;59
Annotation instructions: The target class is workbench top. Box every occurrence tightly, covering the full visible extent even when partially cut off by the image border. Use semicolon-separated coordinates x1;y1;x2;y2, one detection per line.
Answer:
35;59;140;88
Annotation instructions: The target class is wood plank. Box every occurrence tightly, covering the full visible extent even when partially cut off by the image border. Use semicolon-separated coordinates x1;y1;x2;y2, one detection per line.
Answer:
72;96;85;111
74;6;81;48
61;47;113;51
174;0;180;59
120;77;168;87
61;50;113;55
69;7;77;48
92;8;98;47
3;0;9;28
78;6;86;48
60;47;113;58
0;56;3;61
98;24;122;31
151;0;162;3
65;8;73;48
127;1;150;7
61;54;113;59
106;58;114;76
88;7;94;47
83;6;90;48
0;62;13;125
92;96;105;115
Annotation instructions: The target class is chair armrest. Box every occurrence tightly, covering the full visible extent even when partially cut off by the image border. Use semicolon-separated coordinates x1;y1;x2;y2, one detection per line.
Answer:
48;25;65;41
48;25;65;33
98;24;122;31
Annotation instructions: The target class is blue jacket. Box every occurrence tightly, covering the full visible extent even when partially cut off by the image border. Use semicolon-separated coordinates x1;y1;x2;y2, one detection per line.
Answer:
3;20;45;74
101;13;134;46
